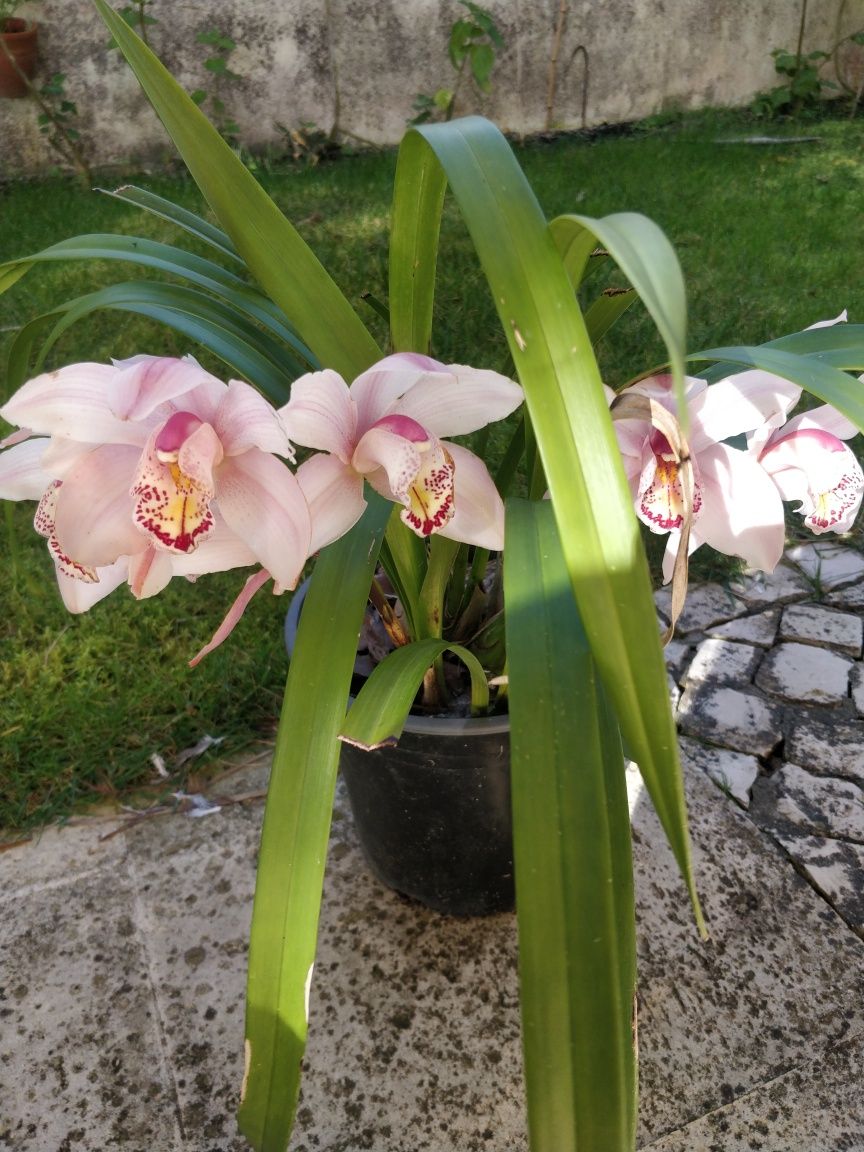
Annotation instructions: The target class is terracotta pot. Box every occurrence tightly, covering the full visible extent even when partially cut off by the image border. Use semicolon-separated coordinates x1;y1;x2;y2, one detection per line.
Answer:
0;19;38;99
284;581;514;916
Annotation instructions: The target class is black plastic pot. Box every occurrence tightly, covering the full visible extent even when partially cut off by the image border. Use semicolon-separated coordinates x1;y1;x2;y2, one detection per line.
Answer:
285;583;514;916
340;712;512;916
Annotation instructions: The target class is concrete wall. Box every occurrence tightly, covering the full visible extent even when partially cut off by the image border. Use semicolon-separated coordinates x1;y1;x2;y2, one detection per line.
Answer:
1;0;861;177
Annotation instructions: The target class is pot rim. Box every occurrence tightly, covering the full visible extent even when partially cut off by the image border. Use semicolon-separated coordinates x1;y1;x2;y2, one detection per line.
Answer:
401;710;509;736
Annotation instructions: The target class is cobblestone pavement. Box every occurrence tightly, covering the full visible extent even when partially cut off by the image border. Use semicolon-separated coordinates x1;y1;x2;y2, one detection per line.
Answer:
660;540;864;940
1;540;863;1151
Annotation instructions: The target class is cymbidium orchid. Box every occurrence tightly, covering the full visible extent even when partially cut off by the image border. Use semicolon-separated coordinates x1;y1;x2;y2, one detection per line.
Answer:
0;355;311;612
757;402;864;535
612;369;801;582
8;13;864;1146
279;352;524;553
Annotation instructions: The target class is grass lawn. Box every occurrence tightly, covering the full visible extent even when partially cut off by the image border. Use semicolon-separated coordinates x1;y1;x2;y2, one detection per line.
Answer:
2;107;863;834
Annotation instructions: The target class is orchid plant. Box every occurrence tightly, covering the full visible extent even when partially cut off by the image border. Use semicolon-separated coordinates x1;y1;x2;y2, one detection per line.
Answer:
3;5;864;1152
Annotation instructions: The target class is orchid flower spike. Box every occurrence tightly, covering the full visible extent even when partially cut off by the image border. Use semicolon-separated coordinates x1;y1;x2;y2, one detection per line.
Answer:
613;369;801;582
0;356;311;613
279;353;524;552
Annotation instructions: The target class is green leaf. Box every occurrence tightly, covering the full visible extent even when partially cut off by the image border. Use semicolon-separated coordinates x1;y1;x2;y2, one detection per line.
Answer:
339;638;491;749
584;289;637;346
469;42;495;90
388;137;448;353
505;499;636;1152
550;211;688;416
238;496;390;1151
549;216;599;288
391;118;702;935
688;342;864;433
92;0;381;381
379;510;427;636
8;282;300;401
98;184;242;263
0;233;318;370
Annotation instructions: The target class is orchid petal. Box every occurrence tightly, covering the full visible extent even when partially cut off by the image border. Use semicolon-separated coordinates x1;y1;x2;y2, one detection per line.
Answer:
624;373;706;408
111;354;226;424
392;364;524;436
349;352;443;432
295;453;367;554
279;369;356;460
661;527;702;584
692;442;786;572
689;369;802;451
216;379;296;459
56;556;130;613
0;363;148;446
170;520;259;576
128;547;175;599
189;568;272;667
0;427;33;449
0;438;53;500
352;421;424;491
52;444;148;567
434;442;506;550
35;481;100;583
778;403;860;443
38;437;98;478
215;450;310;590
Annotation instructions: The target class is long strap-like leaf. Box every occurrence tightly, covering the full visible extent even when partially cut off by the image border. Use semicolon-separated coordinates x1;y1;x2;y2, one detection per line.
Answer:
237;496;390;1150
7;283;301;402
505;499;636;1152
389;117;703;931
92;0;381;380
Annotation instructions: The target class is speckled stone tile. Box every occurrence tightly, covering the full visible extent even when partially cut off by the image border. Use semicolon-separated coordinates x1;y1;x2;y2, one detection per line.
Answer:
850;664;864;716
0;870;182;1152
3;750;863;1152
786;541;864;589
826;581;864;610
728;561;814;605
751;762;864;843
676;684;784;757
654;583;747;632
122;799;262;1151
683;639;761;689
703;607;780;648
664;638;695;683
754;641;853;705
786;717;864;787
767;831;864;934
778;602;864;657
0;819;126;893
679;736;760;807
631;761;864;1146
639;1032;864;1151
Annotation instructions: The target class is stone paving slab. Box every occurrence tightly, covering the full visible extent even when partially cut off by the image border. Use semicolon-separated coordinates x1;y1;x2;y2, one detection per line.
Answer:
642;1032;864;1151
2;752;863;1151
5;544;864;1150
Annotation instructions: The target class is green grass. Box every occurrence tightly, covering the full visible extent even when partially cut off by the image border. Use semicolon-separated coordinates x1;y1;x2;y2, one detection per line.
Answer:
2;107;863;834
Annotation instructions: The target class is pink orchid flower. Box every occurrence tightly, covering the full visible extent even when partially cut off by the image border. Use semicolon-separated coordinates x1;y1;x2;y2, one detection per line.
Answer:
613;370;802;581
757;402;864;534
279;353;524;552
0;356;311;613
